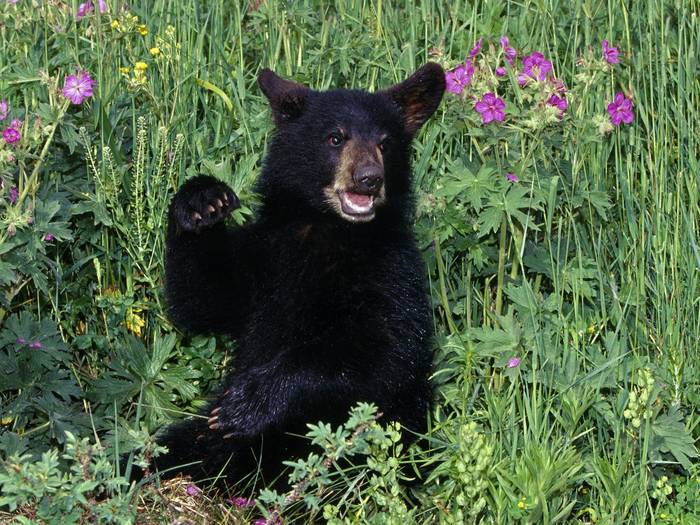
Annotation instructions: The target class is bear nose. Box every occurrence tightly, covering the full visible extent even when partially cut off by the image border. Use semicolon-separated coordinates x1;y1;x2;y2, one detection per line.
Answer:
353;165;384;194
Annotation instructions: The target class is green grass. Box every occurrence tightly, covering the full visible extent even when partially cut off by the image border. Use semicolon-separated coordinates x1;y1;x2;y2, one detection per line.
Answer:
0;0;699;523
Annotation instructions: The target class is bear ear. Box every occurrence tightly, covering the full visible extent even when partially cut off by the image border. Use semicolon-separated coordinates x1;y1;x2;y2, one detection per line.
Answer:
382;63;446;136
258;69;310;126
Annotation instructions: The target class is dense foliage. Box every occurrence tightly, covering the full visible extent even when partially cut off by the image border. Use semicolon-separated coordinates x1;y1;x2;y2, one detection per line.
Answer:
1;1;698;523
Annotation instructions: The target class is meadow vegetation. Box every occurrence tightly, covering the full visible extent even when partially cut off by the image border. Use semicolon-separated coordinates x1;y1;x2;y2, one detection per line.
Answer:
0;0;698;523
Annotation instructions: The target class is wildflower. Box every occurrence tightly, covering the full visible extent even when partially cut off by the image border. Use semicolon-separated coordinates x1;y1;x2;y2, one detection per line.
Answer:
8;186;19;203
468;38;482;59
119;67;130;75
7;0;18;5
15;338;26;345
10;118;21;129
0;100;8;121
607;92;634;126
134;62;148;72
29;341;42;349
44;233;55;242
62;71;96;105
602;40;620;64
518;51;552;85
111;19;120;29
517;499;525;509
2;126;21;146
137;24;148;36
546;94;568;117
98;0;107;11
507;356;521;368
445;62;474;95
76;1;93;18
500;36;517;65
495;66;506;77
506;173;519;183
474;92;506;124
125;307;145;336
149;47;161;57
228;496;255;508
185;484;201;496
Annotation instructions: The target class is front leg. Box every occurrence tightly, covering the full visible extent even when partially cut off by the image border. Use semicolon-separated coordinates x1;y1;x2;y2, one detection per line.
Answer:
165;175;258;336
206;359;352;440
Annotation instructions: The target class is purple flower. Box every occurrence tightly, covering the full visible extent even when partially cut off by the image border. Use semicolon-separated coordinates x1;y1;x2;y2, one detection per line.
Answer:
10;119;21;130
518;51;553;85
15;338;26;345
547;94;568;117
2;126;21;146
98;0;107;12
445;62;474;95
506;172;519;183
469;38;483;59
44;233;55;242
500;36;517;65
29;341;42;349
8;186;19;203
185;484;201;496
62;71;96;105
77;1;93;18
602;40;620;64
228;496;255;508
607;92;634;126
474;92;506;124
507;357;521;368
495;66;506;77
0;100;8;121
7;0;18;5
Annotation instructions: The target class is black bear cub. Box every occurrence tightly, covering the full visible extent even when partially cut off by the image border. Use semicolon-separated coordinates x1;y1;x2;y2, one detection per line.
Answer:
149;63;445;487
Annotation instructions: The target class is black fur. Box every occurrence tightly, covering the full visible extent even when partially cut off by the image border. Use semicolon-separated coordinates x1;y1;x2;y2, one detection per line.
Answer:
145;64;445;488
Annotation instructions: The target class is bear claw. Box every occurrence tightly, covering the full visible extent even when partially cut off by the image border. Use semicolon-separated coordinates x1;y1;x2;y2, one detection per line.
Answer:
223;432;235;439
210;407;222;416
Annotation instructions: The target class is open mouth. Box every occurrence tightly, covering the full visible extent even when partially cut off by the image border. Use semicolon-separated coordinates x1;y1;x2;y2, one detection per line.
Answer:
338;190;375;218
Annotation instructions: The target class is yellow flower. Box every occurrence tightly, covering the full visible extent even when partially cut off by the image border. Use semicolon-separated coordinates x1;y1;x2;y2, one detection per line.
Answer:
149;47;161;57
125;308;145;336
517;500;525;509
134;62;148;71
137;24;149;36
110;19;120;30
0;416;13;426
119;67;130;74
587;325;595;334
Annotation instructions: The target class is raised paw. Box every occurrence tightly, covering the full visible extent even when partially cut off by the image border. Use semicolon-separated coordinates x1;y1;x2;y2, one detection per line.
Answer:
169;175;240;233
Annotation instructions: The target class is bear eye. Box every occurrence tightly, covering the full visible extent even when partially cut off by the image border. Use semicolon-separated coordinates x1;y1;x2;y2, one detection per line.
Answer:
327;132;344;147
378;137;391;153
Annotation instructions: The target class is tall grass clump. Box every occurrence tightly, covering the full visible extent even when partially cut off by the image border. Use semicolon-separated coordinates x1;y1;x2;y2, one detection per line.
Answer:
0;1;698;523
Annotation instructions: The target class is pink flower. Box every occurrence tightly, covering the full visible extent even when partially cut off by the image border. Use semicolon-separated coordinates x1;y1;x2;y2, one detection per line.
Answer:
0;100;8;121
445;62;474;95
2;126;21;146
98;0;107;11
602;40;620;64
469;38;483;59
506;172;518;183
495;66;506;77
607;92;634;126
76;1;93;17
15;338;26;345
500;36;517;65
507;357;521;368
29;341;42;349
518;51;552;85
44;233;55;242
227;496;255;508
185;484;201;496
62;71;96;105
7;0;18;5
8;186;19;203
10;119;21;130
474;92;506;124
547;94;568;117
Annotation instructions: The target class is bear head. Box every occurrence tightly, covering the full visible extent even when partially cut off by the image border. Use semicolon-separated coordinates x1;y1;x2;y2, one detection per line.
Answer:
257;63;445;224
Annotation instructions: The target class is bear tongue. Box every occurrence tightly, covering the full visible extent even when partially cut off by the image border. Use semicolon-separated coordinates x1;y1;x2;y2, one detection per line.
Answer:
345;192;372;207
